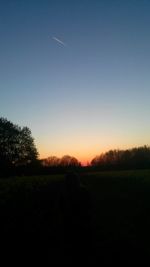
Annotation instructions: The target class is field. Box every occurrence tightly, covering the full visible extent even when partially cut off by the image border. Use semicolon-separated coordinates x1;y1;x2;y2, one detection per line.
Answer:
1;169;150;264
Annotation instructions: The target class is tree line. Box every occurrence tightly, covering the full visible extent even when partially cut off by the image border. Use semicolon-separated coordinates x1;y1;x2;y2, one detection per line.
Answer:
41;155;81;167
91;146;150;170
0;117;150;176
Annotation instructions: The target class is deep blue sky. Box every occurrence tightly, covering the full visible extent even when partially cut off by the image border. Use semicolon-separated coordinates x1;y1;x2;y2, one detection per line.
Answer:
0;0;150;163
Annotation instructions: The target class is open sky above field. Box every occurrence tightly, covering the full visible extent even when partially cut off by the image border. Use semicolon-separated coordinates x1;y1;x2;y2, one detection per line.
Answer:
0;0;150;164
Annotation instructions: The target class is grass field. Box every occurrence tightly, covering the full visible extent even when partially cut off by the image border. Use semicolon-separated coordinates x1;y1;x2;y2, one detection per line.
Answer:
1;169;150;264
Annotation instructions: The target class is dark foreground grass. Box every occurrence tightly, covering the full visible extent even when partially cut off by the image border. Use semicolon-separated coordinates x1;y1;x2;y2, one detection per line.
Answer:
83;170;150;264
0;170;150;264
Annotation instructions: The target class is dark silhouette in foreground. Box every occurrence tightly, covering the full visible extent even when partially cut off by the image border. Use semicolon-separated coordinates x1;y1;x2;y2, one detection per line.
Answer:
60;172;92;263
1;173;92;264
1;171;150;264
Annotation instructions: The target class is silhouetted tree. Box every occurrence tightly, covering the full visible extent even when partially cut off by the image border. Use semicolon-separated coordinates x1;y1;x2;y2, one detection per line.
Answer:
0;117;38;167
41;156;60;167
60;155;81;167
91;146;150;170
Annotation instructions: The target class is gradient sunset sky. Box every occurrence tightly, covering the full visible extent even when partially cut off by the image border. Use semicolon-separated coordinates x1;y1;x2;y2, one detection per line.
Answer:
0;0;150;164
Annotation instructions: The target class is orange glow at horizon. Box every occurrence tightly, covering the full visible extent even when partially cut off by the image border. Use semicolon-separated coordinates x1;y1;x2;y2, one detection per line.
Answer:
35;119;150;167
39;150;93;166
37;138;149;166
37;147;132;166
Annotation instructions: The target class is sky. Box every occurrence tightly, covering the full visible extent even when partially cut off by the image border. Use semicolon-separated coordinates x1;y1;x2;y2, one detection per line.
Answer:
0;0;150;164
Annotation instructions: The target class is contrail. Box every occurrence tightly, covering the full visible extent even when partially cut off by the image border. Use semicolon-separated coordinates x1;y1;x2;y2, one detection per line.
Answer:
52;36;66;46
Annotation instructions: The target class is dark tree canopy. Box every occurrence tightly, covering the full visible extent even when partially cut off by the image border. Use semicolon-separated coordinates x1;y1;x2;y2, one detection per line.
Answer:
91;146;150;169
42;156;60;167
41;155;81;167
60;155;81;167
0;117;38;167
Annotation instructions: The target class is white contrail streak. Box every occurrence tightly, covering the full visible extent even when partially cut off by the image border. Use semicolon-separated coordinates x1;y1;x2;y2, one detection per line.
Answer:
52;36;66;46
